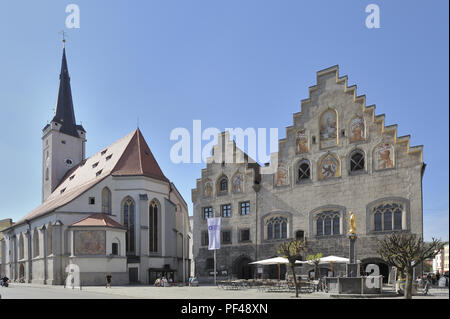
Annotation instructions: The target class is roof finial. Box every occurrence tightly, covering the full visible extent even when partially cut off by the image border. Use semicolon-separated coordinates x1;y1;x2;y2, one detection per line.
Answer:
137;116;140;129
59;30;67;48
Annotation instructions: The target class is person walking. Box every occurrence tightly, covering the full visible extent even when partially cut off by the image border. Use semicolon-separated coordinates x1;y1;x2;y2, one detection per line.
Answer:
106;273;112;288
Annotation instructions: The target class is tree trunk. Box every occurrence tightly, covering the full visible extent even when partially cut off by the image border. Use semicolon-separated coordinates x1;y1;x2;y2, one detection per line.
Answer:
315;263;319;280
405;267;414;299
291;264;299;298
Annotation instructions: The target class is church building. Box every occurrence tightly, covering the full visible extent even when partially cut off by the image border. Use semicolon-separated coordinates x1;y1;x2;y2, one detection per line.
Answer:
192;66;425;282
0;44;191;285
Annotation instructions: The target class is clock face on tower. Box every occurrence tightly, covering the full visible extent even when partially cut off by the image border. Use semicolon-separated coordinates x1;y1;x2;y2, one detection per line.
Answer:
64;158;73;168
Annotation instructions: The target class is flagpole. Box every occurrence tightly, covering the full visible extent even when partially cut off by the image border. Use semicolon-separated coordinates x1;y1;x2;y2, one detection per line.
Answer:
214;249;217;286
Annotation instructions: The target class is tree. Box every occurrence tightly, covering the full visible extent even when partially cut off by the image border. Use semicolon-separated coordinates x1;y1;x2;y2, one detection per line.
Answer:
377;233;444;299
277;239;307;298
306;253;323;280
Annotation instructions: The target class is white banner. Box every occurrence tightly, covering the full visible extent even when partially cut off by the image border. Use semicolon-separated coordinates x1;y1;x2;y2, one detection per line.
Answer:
207;217;221;250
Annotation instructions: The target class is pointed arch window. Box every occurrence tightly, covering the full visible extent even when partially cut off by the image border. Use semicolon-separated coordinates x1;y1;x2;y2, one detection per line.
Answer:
297;160;311;182
123;198;135;254
218;176;229;194
350;150;365;172
33;229;40;258
149;200;158;253
47;224;53;256
102;187;112;214
19;234;24;260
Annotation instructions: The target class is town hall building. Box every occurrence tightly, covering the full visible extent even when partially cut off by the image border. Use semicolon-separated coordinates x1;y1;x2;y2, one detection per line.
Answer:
192;66;425;282
0;44;191;285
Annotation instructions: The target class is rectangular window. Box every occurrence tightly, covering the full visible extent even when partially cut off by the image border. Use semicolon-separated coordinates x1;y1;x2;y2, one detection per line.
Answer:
240;229;250;242
201;231;209;246
221;204;231;217
203;207;213;219
222;230;232;244
240;202;250;215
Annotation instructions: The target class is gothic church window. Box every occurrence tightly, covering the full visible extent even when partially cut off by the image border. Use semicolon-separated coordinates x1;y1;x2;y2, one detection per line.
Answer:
33;229;40;258
123;197;135;253
19;234;24;260
149;200;158;253
102;187;112;214
47;224;53;256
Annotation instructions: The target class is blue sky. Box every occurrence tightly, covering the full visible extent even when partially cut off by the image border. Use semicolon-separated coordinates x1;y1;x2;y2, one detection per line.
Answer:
0;1;448;241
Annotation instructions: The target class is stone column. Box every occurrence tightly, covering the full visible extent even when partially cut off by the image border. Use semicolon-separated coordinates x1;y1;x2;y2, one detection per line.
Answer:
346;234;359;277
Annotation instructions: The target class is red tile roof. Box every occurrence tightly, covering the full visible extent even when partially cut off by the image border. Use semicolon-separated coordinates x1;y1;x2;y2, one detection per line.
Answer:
112;128;169;182
70;213;126;229
14;129;170;226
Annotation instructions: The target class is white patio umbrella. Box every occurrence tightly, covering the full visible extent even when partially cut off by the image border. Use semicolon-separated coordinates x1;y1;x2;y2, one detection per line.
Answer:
296;255;361;276
249;257;290;281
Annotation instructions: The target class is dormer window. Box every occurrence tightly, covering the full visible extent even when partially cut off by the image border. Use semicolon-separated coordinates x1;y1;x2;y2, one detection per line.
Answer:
69;175;75;181
106;154;112;161
96;170;103;177
60;188;66;194
61;140;66;144
92;162;99;169
101;149;108;156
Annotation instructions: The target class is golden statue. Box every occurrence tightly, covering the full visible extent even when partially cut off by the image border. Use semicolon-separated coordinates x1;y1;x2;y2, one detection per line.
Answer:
348;211;357;235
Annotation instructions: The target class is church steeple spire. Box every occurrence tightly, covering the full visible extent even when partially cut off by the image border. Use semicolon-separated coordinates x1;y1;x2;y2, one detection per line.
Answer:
52;42;79;138
41;39;86;202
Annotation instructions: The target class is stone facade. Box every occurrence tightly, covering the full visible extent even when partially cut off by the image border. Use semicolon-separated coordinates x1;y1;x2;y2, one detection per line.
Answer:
192;66;424;282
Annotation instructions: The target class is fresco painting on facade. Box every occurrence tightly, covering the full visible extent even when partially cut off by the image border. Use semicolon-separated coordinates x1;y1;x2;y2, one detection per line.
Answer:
192;66;424;283
274;163;289;187
74;230;106;255
320;109;337;148
232;173;243;193
375;143;394;170
319;154;340;179
295;129;309;154
203;179;213;197
349;116;365;143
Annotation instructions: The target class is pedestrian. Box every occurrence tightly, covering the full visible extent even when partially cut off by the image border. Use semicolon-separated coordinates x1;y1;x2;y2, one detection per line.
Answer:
106;273;112;288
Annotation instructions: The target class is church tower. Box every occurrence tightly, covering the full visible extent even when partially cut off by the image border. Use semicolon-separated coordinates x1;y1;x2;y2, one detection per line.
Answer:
42;42;86;202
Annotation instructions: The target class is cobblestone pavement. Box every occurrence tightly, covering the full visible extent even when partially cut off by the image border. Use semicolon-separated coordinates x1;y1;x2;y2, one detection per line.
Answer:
1;283;448;299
